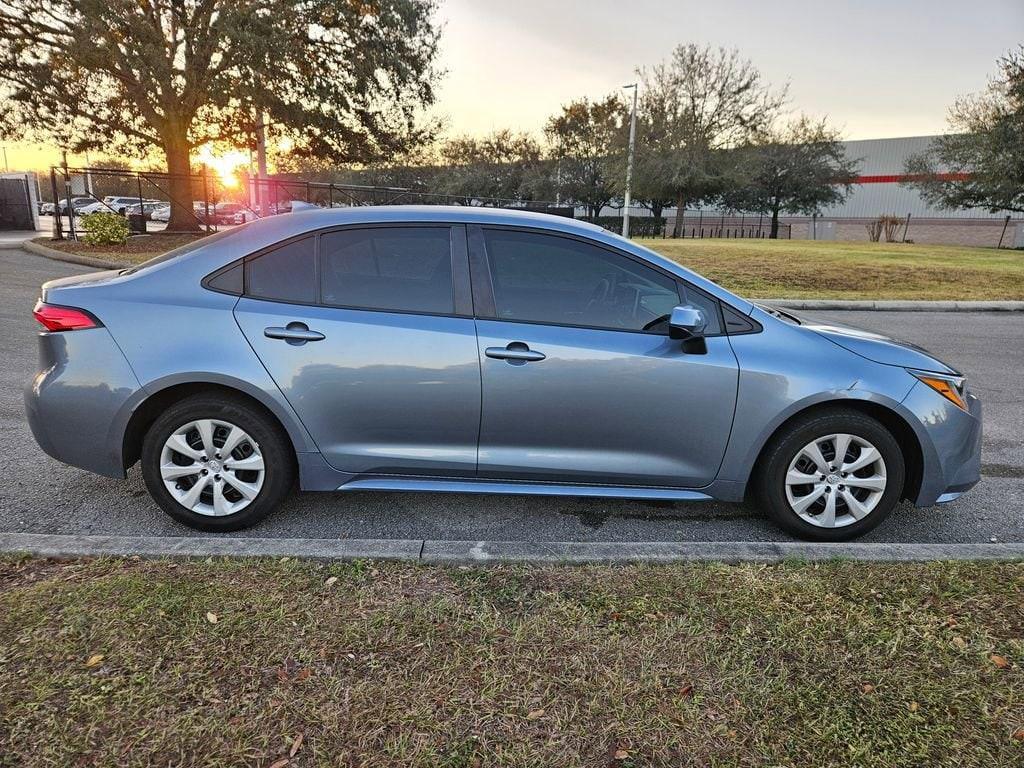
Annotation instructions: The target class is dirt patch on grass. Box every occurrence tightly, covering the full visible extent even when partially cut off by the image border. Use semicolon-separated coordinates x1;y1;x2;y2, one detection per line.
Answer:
1;557;1021;766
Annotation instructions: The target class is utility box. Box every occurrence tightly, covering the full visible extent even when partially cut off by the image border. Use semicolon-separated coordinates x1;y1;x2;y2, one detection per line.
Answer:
0;172;40;231
811;220;837;240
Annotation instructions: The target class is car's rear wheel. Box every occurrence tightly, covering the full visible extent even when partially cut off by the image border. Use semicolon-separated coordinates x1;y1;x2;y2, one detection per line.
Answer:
141;394;295;531
755;409;905;541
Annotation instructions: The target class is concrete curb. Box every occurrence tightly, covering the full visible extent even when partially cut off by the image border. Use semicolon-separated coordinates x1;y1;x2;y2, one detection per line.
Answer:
2;533;1022;564
763;298;1024;312
21;239;127;270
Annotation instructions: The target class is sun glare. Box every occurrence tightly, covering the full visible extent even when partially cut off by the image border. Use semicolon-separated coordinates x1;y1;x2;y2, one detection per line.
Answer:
196;145;248;188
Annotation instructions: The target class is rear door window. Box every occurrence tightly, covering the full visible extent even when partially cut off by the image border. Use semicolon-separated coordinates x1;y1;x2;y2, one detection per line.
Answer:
245;236;317;304
320;227;454;314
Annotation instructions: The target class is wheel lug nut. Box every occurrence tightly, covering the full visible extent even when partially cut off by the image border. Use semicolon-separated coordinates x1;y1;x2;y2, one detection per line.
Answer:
839;485;845;490
201;456;208;462
214;474;221;481
201;469;208;475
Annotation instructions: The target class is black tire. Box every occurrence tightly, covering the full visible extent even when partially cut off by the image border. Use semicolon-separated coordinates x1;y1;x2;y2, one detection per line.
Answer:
141;393;295;532
755;408;905;542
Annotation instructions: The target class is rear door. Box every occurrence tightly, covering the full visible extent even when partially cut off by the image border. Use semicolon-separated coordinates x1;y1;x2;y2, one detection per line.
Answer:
471;226;739;487
233;224;482;476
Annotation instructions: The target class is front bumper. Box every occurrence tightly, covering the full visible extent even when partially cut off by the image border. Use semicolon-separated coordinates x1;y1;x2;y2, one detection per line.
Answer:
25;327;142;478
902;381;983;506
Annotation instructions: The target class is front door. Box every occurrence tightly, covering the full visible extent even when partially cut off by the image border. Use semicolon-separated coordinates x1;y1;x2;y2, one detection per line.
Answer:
234;226;481;476
473;227;738;487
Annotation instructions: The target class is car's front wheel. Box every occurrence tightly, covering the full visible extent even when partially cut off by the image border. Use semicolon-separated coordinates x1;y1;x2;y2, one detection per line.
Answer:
755;409;905;541
141;394;295;531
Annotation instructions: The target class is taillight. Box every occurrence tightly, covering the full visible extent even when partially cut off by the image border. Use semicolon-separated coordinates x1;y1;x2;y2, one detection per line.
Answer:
32;300;100;332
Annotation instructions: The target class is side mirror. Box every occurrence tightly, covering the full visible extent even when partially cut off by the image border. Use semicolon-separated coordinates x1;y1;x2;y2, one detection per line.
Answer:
669;305;707;340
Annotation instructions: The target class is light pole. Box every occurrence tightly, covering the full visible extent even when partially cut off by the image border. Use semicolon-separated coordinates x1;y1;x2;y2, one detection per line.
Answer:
622;83;638;238
1;144;8;173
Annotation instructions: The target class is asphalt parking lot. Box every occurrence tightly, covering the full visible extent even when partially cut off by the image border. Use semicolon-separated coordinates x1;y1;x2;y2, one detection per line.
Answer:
2;247;1022;544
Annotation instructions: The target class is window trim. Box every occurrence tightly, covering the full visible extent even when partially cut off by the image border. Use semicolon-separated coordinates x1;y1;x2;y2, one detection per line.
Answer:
471;224;728;338
205;223;472;320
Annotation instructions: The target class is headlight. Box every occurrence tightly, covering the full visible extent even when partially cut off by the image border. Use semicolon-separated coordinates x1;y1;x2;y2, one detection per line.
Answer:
909;370;968;411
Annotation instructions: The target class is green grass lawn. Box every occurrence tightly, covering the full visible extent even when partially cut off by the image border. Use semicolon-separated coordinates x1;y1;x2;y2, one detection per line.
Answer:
1;556;1022;767
642;238;1024;300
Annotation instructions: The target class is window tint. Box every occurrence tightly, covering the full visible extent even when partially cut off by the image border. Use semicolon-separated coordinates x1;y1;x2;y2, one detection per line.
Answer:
320;227;453;314
245;237;316;303
482;229;682;333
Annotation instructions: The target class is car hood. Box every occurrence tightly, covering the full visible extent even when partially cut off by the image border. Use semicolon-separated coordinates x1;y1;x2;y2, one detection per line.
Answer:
798;317;958;374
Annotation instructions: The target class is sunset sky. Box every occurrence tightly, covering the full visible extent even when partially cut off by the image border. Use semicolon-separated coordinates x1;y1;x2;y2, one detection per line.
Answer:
3;0;1022;171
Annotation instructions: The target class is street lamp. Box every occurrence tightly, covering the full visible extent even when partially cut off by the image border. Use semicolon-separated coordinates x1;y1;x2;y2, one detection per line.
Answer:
622;83;638;238
1;144;9;173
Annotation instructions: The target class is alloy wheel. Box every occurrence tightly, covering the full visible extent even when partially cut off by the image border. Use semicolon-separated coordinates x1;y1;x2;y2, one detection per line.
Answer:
159;418;265;517
783;432;887;529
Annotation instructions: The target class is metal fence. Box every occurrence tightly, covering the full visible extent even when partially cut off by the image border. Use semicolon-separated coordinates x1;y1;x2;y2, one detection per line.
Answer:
45;165;791;241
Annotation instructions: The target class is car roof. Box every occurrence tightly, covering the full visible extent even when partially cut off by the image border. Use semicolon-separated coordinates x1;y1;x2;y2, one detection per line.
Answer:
157;205;754;313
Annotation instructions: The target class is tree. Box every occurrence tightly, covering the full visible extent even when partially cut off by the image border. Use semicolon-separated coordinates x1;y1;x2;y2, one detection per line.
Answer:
544;95;627;220
637;44;786;236
721;116;859;238
904;46;1024;214
438;130;544;203
0;1;441;230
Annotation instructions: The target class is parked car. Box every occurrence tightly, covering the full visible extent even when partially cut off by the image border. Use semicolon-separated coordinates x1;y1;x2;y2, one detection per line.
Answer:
125;201;168;220
214;202;256;225
150;205;171;222
25;207;982;539
39;202;55;216
55;197;93;214
79;196;147;216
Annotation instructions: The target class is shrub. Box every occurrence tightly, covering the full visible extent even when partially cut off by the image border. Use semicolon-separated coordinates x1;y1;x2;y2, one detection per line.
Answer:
80;211;129;246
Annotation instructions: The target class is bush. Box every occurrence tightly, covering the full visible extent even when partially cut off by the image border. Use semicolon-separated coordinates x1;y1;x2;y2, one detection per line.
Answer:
80;211;129;246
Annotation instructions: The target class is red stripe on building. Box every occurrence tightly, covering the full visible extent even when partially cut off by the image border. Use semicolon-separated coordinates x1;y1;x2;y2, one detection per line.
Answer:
853;172;971;184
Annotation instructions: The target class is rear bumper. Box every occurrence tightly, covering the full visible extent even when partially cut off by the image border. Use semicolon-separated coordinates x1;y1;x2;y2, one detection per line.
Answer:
903;382;983;507
24;327;141;478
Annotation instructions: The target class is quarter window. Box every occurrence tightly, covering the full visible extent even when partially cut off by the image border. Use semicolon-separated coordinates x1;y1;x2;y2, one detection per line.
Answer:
245;236;317;304
482;229;683;333
320;227;454;314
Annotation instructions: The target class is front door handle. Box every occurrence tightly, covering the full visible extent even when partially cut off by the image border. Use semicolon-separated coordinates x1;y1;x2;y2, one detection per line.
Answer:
264;322;325;345
485;342;546;363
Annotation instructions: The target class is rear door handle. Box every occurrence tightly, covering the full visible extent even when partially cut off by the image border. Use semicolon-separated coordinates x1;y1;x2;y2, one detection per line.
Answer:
264;322;325;345
485;342;546;363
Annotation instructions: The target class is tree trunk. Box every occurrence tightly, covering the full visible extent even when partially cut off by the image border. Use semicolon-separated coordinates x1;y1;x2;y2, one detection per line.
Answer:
671;190;687;238
651;202;664;219
769;207;780;239
163;134;202;232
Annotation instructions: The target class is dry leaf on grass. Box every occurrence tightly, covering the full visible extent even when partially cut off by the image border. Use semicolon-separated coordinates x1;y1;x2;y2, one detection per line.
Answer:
860;683;875;694
909;701;920;712
1012;727;1024;742
952;636;967;649
679;682;694;697
526;708;545;720
267;759;289;768
325;576;338;587
206;612;218;624
289;733;304;757
990;654;1010;668
85;654;104;668
614;749;630;760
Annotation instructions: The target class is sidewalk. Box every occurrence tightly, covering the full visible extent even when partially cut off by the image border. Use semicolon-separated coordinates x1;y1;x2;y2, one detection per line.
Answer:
0;230;44;250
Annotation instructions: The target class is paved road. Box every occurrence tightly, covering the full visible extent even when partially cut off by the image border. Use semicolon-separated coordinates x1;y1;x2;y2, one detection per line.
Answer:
2;248;1022;544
